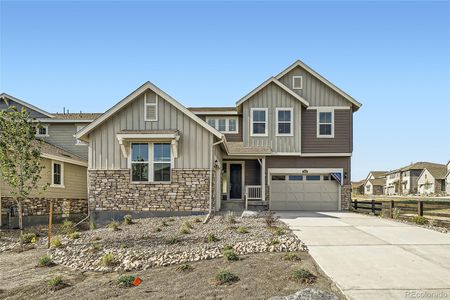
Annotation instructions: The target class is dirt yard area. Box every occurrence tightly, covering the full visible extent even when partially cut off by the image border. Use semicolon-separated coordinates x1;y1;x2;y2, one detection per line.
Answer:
0;247;344;300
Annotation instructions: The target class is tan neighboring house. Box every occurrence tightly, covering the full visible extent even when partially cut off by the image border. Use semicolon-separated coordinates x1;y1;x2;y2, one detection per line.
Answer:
0;93;95;226
446;161;450;195
417;163;448;195
351;180;365;195
363;171;387;195
76;59;362;223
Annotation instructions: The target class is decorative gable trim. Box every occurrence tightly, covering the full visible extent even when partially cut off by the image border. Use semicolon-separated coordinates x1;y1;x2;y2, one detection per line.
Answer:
275;60;362;110
76;82;224;141
236;77;309;107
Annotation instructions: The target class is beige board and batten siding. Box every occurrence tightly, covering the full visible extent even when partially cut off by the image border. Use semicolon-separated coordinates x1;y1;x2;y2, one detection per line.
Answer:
242;82;302;153
40;124;89;160
278;66;350;107
89;89;214;170
0;157;87;199
301;109;352;153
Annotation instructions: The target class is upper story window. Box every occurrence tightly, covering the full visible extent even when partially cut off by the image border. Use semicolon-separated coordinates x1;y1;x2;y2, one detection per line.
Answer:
76;125;87;145
51;161;64;188
144;93;158;121
276;108;293;136
317;109;334;138
251;108;268;136
131;142;172;183
366;185;371;192
35;124;49;137
206;117;238;134
292;76;303;90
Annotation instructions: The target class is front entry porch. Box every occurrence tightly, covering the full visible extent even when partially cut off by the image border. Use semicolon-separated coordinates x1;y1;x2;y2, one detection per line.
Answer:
219;159;269;212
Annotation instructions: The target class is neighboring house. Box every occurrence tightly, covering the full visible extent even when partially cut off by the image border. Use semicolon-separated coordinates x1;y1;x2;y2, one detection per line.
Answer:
76;59;362;222
385;162;446;195
446;161;450;195
417;164;448;195
363;171;387;195
351;180;365;195
0;93;94;226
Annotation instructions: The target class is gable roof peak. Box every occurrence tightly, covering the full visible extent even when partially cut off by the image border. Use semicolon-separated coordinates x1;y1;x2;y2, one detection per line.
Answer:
0;92;54;118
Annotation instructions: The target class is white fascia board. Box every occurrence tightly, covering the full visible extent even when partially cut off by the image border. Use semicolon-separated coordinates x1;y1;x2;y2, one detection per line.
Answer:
34;119;95;123
40;153;87;167
116;133;179;141
190;110;238;115
300;153;352;157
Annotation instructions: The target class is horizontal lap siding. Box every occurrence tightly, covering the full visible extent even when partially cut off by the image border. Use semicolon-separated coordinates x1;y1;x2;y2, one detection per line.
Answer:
89;89;213;170
41;124;89;160
0;99;49;118
302;109;351;153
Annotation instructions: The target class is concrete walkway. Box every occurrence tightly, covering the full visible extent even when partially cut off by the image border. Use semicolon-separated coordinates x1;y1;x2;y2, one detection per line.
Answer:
278;211;450;300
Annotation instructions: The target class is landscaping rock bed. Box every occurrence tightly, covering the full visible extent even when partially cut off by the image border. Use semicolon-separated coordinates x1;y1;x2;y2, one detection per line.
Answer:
49;215;307;272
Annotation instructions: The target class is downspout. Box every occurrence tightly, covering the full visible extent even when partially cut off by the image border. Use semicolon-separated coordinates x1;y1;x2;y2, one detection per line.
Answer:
204;137;225;223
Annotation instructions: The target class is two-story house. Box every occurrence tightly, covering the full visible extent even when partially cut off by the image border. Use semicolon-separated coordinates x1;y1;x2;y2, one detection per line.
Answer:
417;163;448;195
0;93;97;226
76;60;362;222
363;171;387;195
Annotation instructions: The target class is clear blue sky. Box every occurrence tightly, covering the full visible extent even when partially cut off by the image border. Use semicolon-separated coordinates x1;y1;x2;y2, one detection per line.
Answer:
1;1;449;180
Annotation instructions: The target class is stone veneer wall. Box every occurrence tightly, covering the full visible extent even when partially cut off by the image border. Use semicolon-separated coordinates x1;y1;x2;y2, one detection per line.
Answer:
340;184;352;210
1;197;88;216
88;169;211;212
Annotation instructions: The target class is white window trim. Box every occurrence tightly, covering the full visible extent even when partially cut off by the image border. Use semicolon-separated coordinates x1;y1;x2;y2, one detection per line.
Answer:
35;124;49;137
129;142;173;184
51;161;64;188
316;108;334;138
76;125;87;145
144;93;158;122
275;107;294;137
250;108;268;137
205;117;239;134
292;76;303;90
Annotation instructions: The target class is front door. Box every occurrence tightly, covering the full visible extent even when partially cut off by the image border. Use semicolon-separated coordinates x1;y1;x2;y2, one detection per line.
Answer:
229;164;242;199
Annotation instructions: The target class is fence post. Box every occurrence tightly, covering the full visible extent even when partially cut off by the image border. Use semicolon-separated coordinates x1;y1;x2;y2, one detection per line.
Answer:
371;200;375;214
390;200;394;218
354;200;358;211
47;200;53;249
418;200;423;217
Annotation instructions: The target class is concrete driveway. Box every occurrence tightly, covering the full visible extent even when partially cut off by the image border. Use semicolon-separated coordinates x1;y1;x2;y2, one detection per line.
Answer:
278;211;450;300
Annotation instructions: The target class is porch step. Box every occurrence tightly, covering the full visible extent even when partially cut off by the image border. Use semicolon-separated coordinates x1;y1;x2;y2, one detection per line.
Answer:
220;201;245;212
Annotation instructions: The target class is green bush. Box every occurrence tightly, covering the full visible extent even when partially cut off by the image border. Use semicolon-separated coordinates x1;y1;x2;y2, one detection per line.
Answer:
291;268;316;284
37;255;53;267
392;208;401;219
237;226;248;234
167;237;179;245
182;221;193;229
108;220;120;231
123;215;133;225
176;264;194;272
101;253;116;266
20;233;37;244
223;249;239;261
69;232;80;240
90;220;97;230
223;245;234;251
271;226;284;236
412;215;427;225
117;275;135;287
269;239;279;245
215;270;239;285
48;276;64;289
51;236;62;248
179;226;190;235
206;233;219;243
282;252;301;261
61;219;75;235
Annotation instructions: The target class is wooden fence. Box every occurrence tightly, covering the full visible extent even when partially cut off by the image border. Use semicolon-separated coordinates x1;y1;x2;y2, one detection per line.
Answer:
351;199;450;227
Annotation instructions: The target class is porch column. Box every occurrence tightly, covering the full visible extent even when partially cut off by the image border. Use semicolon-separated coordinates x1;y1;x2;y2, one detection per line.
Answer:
261;157;266;201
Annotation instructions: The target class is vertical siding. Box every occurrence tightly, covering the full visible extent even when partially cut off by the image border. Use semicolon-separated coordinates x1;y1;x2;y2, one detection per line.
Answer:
89;89;214;170
242;82;302;153
301;109;352;153
278;66;350;107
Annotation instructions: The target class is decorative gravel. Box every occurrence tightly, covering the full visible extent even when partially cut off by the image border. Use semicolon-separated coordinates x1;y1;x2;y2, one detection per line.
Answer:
49;215;307;272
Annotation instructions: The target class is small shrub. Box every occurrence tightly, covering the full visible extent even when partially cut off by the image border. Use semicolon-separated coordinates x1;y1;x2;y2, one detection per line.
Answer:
223;245;234;251
69;232;80;240
194;217;202;223
154;227;162;233
162;220;170;227
37;255;54;267
206;233;219;243
89;241;102;252
61;219;75;235
223;249;239;261
269;239;279;245
225;211;236;224
392;208;401;219
412;215;427;225
215;270;239;285
48;275;63;287
117;275;135;287
263;211;278;228
237;226;248;234
51;236;62;248
20;233;37;244
182;221;193;229
282;253;301;261
90;220;97;230
291;268;317;284
101;253;116;266
176;264;194;272
108;220;120;231
271;226;284;236
123;215;133;225
167;237;179;245
180;226;190;235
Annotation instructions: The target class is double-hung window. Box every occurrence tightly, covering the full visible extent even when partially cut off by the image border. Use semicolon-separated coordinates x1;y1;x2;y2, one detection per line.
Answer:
205;117;238;134
317;109;334;138
276;108;293;136
131;142;171;183
144;93;158;121
251;108;268;136
51;161;64;187
35;124;49;137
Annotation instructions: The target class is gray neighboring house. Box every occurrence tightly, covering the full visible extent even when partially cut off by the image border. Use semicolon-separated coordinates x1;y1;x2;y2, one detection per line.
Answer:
363;171;388;195
76;59;362;222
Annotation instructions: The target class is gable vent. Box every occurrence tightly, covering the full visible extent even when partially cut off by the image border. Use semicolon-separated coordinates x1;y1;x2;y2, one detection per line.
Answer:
144;93;158;121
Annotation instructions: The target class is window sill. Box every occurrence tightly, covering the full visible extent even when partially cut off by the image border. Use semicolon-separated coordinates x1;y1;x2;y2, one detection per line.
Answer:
276;133;294;137
251;134;268;137
50;184;65;188
130;181;172;185
317;135;334;139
